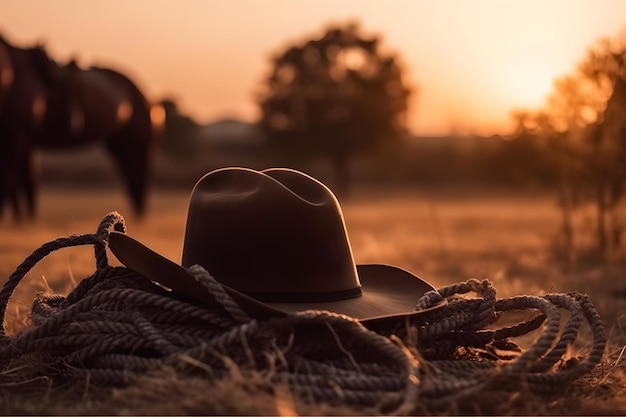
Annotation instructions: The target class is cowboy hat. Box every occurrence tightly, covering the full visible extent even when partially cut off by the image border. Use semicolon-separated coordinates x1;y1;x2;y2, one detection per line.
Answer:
108;167;445;327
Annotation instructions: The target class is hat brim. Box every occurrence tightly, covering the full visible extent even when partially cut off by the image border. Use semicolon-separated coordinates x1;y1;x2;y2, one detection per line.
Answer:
107;231;446;327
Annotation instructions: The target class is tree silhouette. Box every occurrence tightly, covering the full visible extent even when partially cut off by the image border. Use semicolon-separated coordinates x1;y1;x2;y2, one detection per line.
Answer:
257;23;412;193
513;33;626;257
581;59;626;254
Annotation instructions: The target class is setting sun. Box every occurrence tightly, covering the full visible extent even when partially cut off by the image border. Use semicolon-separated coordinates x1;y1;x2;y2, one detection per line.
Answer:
507;61;556;109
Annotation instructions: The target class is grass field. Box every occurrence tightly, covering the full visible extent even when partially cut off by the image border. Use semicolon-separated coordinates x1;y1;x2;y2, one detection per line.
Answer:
1;185;625;414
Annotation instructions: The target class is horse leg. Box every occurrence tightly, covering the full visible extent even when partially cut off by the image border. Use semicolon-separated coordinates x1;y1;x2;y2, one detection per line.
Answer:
106;129;152;218
20;149;37;218
9;186;21;222
0;167;6;220
8;137;35;221
3;168;22;222
0;157;22;222
0;179;7;221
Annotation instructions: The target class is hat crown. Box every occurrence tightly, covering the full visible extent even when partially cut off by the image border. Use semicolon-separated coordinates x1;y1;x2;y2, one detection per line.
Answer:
181;168;361;302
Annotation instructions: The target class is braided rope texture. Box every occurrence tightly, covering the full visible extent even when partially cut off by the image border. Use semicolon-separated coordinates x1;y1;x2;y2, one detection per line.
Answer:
0;212;608;414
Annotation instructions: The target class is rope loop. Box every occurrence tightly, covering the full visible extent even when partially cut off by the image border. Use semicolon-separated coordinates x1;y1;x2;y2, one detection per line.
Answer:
95;211;126;269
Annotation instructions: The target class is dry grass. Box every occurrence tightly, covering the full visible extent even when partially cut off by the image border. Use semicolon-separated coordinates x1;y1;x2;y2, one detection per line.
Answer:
1;185;625;414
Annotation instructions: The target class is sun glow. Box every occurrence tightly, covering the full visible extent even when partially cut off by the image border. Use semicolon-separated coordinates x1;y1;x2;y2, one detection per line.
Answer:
507;61;555;109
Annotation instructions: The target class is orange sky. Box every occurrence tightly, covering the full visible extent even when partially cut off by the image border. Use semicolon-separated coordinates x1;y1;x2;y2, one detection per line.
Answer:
1;0;626;136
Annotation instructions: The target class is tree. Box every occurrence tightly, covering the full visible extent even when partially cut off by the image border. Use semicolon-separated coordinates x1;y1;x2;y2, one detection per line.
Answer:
513;32;626;258
576;39;626;254
257;22;412;193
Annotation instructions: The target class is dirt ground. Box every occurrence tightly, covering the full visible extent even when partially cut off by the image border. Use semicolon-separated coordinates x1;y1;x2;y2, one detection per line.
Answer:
1;185;625;414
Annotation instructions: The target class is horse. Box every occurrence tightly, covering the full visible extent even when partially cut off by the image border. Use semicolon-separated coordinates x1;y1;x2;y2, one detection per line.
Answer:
0;35;58;220
0;35;156;221
37;60;158;217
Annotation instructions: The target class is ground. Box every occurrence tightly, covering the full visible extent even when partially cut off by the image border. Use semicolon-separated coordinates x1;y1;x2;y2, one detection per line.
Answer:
0;185;625;414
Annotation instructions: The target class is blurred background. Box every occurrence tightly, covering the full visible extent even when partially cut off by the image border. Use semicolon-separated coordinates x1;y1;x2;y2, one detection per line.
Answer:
2;0;626;311
2;4;626;412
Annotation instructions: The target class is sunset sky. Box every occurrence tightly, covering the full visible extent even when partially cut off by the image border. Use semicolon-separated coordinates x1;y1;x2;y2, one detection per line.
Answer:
1;0;626;136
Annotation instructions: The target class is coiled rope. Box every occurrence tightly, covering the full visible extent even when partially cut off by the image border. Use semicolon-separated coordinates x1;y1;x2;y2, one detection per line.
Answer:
0;212;607;413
